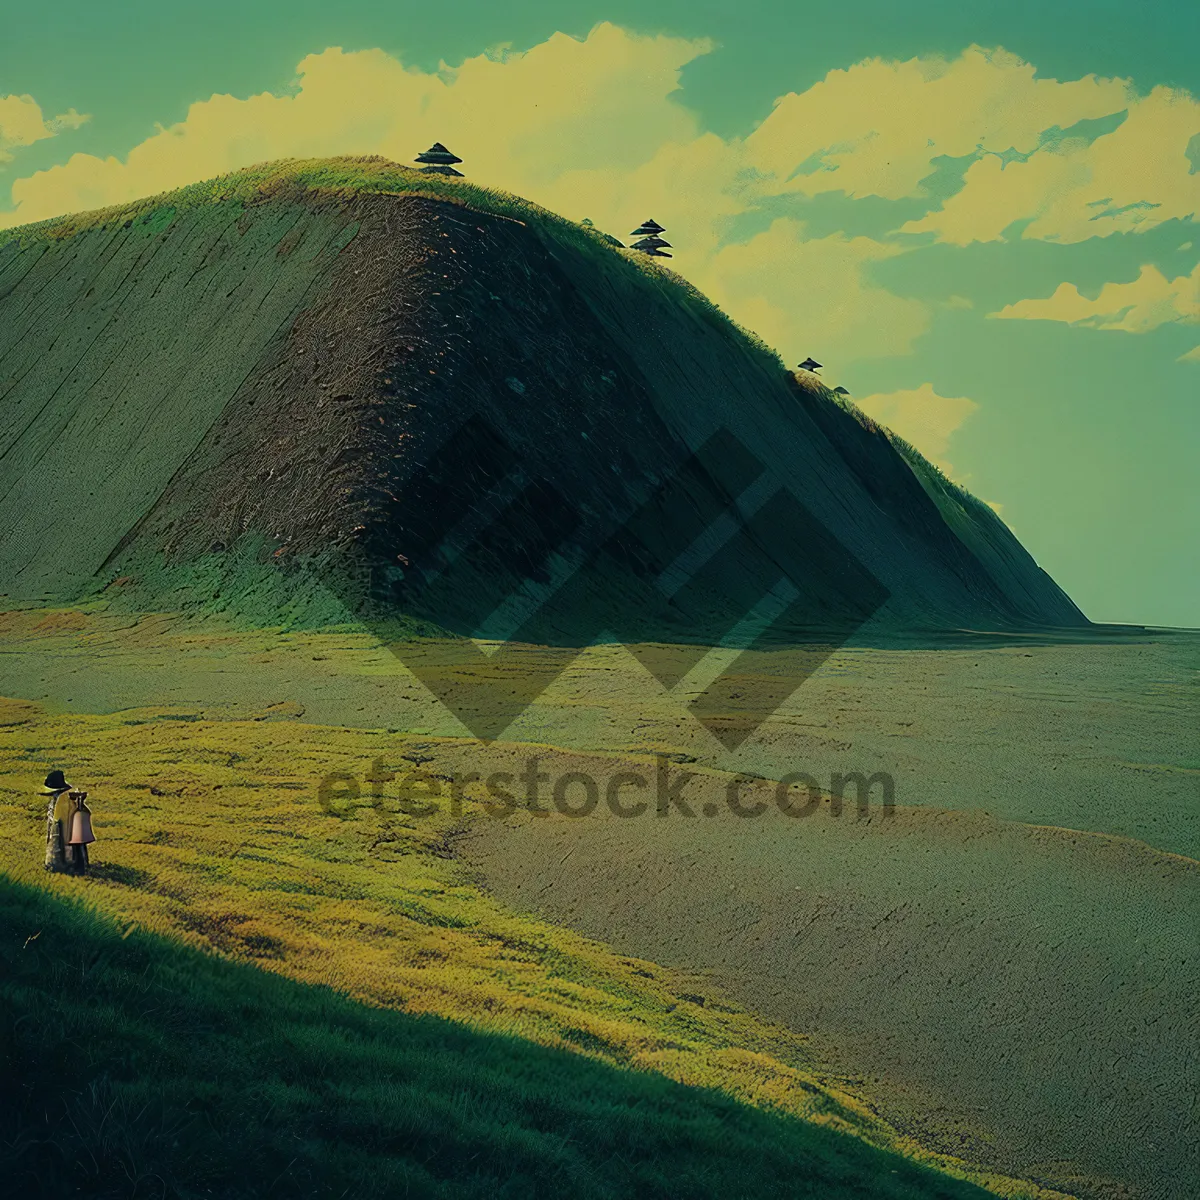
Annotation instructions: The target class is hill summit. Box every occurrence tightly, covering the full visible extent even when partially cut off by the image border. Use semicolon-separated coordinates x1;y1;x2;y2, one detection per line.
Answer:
0;156;1084;639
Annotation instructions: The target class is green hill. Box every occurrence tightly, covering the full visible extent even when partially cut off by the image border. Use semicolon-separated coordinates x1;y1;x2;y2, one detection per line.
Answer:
0;156;1084;636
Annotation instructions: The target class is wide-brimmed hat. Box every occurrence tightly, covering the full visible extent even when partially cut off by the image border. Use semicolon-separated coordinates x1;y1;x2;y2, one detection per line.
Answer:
41;769;71;793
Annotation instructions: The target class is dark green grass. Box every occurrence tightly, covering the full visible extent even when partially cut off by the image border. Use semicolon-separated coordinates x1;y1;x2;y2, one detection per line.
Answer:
0;876;988;1200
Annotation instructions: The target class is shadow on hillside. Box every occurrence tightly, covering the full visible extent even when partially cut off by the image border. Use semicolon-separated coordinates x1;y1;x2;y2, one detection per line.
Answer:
0;875;986;1200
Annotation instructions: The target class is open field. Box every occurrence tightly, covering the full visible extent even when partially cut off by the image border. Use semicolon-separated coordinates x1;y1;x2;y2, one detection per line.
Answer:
1;614;1196;1196
1;609;1195;855
460;789;1198;1199
0;689;1063;1199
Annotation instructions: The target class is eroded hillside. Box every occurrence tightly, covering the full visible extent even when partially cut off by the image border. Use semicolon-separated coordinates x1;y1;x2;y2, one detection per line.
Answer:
0;157;1085;636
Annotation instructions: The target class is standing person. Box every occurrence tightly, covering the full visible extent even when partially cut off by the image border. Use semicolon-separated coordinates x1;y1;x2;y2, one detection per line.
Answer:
42;769;72;873
66;789;96;875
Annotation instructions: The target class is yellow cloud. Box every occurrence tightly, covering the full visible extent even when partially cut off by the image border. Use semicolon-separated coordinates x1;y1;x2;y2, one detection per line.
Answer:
744;46;1130;202
1;26;709;228
852;382;978;476
402;25;710;192
1178;344;1200;363
0;27;918;368
904;85;1200;244
0;94;88;163
991;262;1200;331
9;32;1194;372
699;220;929;363
542;132;744;261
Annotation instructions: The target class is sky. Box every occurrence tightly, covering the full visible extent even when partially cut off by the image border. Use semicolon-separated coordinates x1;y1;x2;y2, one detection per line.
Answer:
2;1;1197;627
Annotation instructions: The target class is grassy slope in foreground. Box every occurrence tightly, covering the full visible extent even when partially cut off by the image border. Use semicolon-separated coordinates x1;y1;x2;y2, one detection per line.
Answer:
0;695;1065;1199
0;875;996;1200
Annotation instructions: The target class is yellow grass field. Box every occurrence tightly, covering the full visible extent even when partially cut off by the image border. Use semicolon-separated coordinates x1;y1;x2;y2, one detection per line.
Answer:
0;688;1067;1199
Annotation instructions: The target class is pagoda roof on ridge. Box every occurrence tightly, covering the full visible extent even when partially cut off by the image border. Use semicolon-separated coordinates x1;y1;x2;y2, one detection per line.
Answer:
415;142;463;165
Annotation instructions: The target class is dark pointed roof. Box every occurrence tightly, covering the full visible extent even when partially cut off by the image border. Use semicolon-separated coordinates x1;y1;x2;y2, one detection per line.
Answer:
631;234;672;249
415;142;463;166
632;239;672;257
631;218;665;236
798;357;822;372
833;386;850;395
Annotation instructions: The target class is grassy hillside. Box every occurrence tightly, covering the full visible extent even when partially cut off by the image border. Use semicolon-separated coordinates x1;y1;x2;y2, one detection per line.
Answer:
4;154;1179;1200
0;692;1068;1198
0;155;1084;633
1;874;996;1200
812;385;1077;622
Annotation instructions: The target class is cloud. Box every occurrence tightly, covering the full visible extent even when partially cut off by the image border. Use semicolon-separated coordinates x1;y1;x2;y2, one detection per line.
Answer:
853;382;978;476
1179;344;1200;363
991;262;1200;331
744;46;1131;204
0;26;922;367
0;94;88;163
538;132;743;262
699;220;928;362
7;34;1194;369
902;85;1200;244
1;26;709;228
